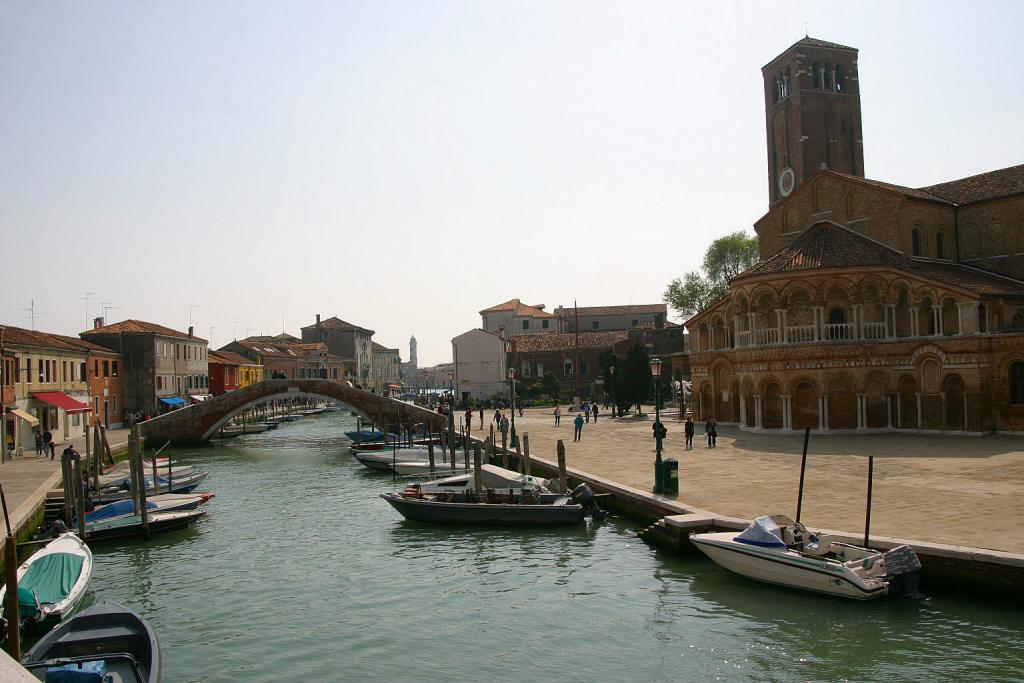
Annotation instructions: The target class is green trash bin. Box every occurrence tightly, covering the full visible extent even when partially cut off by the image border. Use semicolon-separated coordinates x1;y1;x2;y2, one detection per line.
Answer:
662;458;679;495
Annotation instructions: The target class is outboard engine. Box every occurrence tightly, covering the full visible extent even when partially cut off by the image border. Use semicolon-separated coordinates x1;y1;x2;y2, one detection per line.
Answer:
40;519;67;539
569;483;605;520
883;545;924;599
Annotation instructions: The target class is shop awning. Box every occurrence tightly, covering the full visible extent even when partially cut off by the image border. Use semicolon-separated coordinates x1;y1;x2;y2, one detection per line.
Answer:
31;392;91;414
159;396;188;407
8;408;39;427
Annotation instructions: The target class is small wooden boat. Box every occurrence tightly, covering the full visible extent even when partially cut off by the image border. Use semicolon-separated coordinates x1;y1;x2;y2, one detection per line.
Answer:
343;429;389;442
219;423;269;437
91;470;210;504
0;532;93;636
84;493;214;524
83;509;206;542
299;407;326;416
22;600;161;683
690;515;922;601
380;481;602;526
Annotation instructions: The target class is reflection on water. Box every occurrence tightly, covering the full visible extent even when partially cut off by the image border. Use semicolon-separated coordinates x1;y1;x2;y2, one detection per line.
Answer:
86;413;1023;683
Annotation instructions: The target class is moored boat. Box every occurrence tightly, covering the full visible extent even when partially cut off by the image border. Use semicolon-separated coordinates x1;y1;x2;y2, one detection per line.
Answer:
22;600;161;683
90;470;210;504
380;480;602;526
0;532;93;637
83;509;207;542
689;515;922;601
84;493;214;524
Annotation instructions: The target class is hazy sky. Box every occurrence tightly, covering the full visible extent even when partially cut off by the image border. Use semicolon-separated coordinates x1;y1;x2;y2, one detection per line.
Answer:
2;1;1021;366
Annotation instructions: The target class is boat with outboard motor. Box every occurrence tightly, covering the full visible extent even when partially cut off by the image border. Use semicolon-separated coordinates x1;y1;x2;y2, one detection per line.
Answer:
83;493;214;524
381;472;603;526
90;470;210;505
0;532;93;637
22;600;161;683
80;508;207;542
689;514;922;600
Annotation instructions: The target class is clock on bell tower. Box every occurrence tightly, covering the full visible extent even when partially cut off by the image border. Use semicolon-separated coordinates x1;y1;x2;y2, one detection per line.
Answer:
763;37;864;207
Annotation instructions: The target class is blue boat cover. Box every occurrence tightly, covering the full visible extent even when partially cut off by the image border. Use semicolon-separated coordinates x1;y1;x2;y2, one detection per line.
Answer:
45;659;107;682
86;499;157;522
734;516;786;548
344;429;386;441
159;396;187;406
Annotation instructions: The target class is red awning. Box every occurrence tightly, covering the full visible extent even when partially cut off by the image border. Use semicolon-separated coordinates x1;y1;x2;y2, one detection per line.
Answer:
31;391;92;414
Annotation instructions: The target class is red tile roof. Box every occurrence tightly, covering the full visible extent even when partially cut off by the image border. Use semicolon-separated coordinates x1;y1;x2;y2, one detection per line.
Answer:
479;299;553;317
510;331;629;353
737;222;1024;297
825;172;953;204
208;350;252;366
300;316;374;334
561;304;666;316
82;319;205;342
0;326;90;352
918;164;1024;205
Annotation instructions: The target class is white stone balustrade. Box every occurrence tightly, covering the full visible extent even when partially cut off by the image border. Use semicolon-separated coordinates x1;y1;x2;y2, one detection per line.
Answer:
824;322;855;340
786;325;816;343
862;322;887;339
755;328;780;345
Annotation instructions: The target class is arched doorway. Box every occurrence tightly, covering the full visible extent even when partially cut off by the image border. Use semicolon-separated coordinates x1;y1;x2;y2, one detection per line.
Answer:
791;381;819;430
763;382;783;429
898;376;918;429
863;372;889;429
827;374;857;430
943;374;966;431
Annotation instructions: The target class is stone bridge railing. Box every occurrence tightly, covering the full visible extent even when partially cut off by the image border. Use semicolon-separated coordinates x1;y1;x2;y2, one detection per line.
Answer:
139;379;446;446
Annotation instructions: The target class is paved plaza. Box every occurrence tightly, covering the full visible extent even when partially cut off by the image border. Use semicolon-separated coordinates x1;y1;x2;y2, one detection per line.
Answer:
465;406;1024;554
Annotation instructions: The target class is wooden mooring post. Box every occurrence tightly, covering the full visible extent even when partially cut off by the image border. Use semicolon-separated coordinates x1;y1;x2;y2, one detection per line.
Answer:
1;483;20;659
556;439;567;493
73;455;86;540
500;430;508;469
522;433;531;476
472;443;483;495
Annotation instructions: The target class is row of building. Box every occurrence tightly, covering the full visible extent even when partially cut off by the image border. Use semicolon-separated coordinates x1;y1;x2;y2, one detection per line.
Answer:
1;314;407;454
434;300;687;404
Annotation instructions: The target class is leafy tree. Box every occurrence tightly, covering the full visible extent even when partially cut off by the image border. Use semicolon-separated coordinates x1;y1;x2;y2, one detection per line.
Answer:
539;371;562;405
664;230;759;318
619;342;651;414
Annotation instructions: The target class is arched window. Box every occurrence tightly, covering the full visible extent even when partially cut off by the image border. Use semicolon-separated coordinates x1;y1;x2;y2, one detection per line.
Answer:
825;63;834;90
835;64;846;91
1011;362;1024;404
936;232;945;259
978;303;988;332
912;230;922;257
828;308;846;325
812;62;822;88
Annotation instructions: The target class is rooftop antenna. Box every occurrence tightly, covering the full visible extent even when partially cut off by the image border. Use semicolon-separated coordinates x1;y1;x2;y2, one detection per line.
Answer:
282;302;286;334
232;319;241;340
189;304;200;328
82;292;95;331
209;326;215;346
804;21;809;37
102;303;117;322
21;299;45;330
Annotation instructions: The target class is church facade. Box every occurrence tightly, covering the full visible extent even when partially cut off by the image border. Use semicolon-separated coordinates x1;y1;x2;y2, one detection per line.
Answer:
685;37;1024;434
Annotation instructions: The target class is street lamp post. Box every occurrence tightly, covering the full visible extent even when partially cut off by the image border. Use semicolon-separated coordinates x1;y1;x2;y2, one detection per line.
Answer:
650;358;664;494
507;368;518;448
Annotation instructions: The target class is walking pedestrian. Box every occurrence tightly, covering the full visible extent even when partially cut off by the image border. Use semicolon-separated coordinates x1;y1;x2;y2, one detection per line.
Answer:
554;405;561;426
592;404;599;422
479;409;484;430
499;414;509;441
684;415;695;450
583;402;591;423
517;399;523;418
705;416;717;448
43;430;53;458
465;407;473;433
34;431;43;456
493;409;501;425
49;440;56;460
573;413;584;441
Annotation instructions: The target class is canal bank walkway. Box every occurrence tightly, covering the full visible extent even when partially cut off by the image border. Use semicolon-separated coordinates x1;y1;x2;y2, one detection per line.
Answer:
0;427;130;536
464;407;1024;554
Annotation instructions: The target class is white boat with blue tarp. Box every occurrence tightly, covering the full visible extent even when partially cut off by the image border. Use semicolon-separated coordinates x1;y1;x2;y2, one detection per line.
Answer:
689;515;922;600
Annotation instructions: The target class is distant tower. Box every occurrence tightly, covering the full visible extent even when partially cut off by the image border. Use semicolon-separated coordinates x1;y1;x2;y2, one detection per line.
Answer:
763;37;864;207
409;335;418;369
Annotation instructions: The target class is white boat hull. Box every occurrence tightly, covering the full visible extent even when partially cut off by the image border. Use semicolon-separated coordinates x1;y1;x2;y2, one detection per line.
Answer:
690;532;889;600
0;532;93;629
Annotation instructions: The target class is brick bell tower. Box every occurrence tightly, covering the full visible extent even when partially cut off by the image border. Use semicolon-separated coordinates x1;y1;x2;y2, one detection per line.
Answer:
763;37;864;207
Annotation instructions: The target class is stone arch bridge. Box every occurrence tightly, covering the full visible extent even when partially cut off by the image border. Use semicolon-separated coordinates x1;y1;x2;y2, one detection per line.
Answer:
139;379;446;446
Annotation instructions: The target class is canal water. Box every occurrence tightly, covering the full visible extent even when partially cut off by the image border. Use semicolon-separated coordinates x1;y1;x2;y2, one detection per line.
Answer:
86;412;1023;682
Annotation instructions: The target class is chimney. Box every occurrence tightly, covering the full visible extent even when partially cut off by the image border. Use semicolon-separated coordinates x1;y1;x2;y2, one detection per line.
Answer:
93;317;104;329
188;326;194;338
316;314;322;342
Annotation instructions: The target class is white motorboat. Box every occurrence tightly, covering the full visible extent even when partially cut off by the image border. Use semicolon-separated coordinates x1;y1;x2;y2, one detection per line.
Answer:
91;469;211;504
412;464;553;495
690;515;922;601
0;532;93;635
95;464;194;488
352;447;451;471
219;424;269;437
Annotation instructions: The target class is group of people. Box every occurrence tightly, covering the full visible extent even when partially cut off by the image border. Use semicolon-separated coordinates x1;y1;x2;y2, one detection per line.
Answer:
550;403;598;442
682;415;717;449
34;429;56;459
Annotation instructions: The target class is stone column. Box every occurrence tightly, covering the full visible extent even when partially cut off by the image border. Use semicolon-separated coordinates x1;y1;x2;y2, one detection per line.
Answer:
933;305;942;336
915;392;923;429
940;392;947;431
895;393;902;428
739;394;747;426
885;395;893;429
855;393;864;429
813;306;825;341
853;304;863;339
821;396;830;430
781;395;792;430
781;309;789;343
754;395;763;429
748;313;757;345
910;307;919;337
885;305;894;338
955;303;965;335
963;393;969;431
709;326;716;350
775;309;784;345
733;317;741;347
